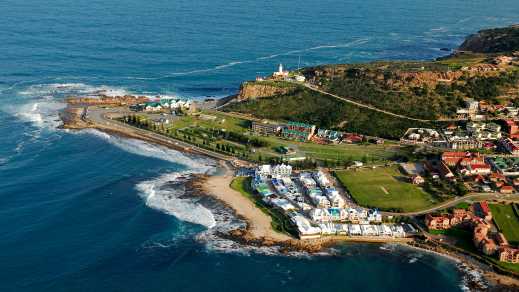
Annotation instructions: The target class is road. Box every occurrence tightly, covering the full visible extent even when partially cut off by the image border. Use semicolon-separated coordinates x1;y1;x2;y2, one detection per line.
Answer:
382;192;519;217
296;82;460;123
85;107;238;162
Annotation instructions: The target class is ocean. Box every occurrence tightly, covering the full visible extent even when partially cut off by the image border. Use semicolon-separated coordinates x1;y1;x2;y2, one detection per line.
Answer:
0;0;517;291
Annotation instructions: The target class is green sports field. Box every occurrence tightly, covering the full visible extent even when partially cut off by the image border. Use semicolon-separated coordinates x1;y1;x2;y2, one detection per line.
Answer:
335;166;437;212
489;204;519;246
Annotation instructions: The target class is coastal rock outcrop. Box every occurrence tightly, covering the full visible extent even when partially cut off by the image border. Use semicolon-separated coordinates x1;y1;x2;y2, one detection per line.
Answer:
459;25;519;53
237;81;295;101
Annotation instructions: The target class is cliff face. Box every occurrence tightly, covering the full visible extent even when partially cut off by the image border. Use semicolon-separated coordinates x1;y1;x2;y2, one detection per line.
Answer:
459;25;519;53
237;81;295;101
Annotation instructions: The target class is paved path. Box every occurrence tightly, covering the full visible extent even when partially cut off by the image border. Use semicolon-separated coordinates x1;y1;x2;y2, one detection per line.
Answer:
297;82;460;123
85;107;237;162
382;193;519;216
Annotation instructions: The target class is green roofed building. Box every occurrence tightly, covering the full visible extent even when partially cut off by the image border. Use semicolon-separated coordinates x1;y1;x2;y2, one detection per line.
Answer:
255;182;274;197
282;121;316;142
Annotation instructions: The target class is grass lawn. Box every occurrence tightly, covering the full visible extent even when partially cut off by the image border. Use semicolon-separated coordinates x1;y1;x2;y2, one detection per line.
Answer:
489;204;519;246
167;112;250;133
335;166;437;212
259;136;397;163
230;177;297;237
136;111;403;164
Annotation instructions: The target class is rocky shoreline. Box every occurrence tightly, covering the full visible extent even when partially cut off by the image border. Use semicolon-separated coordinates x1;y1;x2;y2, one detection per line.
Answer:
59;105;519;289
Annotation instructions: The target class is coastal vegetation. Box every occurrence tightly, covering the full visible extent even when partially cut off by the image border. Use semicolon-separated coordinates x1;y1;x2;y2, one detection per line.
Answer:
230;177;297;237
223;26;519;140
223;87;439;139
334;166;437;212
121;112;399;165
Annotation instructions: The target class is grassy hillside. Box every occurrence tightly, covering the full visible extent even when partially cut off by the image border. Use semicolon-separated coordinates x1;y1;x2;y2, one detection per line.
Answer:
302;55;519;119
223;87;441;139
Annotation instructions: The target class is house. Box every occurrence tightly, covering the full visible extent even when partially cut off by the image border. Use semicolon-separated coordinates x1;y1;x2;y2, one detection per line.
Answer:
328;208;349;221
499;247;519;263
309;208;331;223
500;185;514;194
442;152;471;167
505;120;519;139
481;239;498;255
251;121;281;136
425;214;451;230
438;161;455;179
489;172;506;182
411;175;425;185
282;121;316;141
367;209;382;223
475;201;493;222
255;165;272;179
324;188;345;208
271;164;292;178
290;213;321;239
494;181;505;189
459;164;491;176
348;224;362;236
343;133;363;144
313;171;330;187
270;198;296;211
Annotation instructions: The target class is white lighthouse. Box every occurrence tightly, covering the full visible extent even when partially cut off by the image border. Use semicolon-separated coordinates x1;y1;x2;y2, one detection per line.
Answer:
273;63;289;78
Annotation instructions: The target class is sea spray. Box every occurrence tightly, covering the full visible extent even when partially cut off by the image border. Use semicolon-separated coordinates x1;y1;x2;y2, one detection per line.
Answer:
136;172;217;229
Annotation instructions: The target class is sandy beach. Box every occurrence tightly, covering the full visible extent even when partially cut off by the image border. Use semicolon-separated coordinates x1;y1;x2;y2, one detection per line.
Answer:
202;161;292;242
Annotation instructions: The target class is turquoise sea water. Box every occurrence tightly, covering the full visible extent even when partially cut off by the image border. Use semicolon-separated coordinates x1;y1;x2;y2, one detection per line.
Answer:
1;0;518;291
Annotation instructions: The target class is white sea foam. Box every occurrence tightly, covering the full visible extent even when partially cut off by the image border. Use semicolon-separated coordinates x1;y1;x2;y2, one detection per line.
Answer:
9;100;66;131
81;129;220;228
18;83;130;97
136;172;217;228
457;263;488;291
83;129;215;172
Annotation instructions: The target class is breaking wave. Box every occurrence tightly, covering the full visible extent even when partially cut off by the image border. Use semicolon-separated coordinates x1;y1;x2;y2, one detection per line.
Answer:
18;83;131;97
457;263;488;291
83;129;215;172
136;172;217;228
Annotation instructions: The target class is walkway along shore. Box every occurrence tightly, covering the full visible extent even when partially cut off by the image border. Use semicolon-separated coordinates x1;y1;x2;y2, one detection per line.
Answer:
62;106;418;246
61;106;519;288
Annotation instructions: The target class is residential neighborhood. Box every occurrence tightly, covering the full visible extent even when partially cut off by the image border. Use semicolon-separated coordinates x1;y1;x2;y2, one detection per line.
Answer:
245;163;415;240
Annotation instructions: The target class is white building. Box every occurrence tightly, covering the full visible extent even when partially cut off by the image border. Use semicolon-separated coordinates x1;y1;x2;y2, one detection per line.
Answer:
361;224;379;236
348;224;362;236
309;208;331;223
313;170;330;187
324;188;345;208
290;213;321;239
319;222;337;235
328;208;349;221
273;63;289;78
270;198;296;211
272;164;292;178
255;165;271;179
299;172;317;187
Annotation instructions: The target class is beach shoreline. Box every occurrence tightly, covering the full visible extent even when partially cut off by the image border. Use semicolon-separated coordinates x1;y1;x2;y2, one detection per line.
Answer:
61;110;519;288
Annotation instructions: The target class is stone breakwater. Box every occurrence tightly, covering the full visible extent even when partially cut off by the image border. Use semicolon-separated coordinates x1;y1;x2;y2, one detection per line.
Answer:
65;95;149;106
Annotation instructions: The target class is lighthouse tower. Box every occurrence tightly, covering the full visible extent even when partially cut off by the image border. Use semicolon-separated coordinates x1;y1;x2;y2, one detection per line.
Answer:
273;63;288;78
